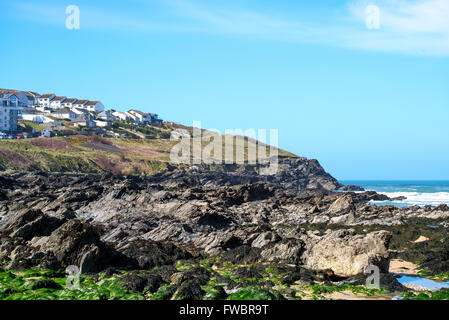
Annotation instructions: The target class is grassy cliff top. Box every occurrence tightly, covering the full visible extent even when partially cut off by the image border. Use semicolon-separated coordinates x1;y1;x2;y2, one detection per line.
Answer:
0;134;297;176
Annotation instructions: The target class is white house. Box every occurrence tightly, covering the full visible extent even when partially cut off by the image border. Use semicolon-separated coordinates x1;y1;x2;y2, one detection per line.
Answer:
71;113;96;127
73;99;89;109
125;111;140;124
43;116;60;124
98;110;115;122
25;91;41;106
22;113;46;123
0;93;23;132
112;111;131;121
93;120;108;127
127;110;162;125
19;91;40;107
50;108;77;119
61;98;78;109
38;94;56;108
84;101;105;113
0;89;30;108
71;107;87;116
128;110;152;124
49;96;66;109
0;89;41;108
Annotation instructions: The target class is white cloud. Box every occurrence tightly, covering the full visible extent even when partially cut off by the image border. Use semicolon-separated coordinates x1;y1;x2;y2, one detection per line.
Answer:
345;0;449;55
164;0;449;55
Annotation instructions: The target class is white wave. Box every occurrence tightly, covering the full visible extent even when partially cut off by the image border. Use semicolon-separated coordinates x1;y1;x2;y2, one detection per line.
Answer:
372;192;449;206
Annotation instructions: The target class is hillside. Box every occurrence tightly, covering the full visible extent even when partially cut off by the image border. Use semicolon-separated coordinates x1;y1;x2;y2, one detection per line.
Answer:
0;132;297;176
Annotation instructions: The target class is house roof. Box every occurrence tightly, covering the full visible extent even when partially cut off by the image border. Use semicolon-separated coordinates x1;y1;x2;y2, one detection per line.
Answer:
22;91;41;98
129;109;145;116
41;94;55;99
2;92;20;98
0;89;20;95
52;108;73;114
51;96;66;102
74;100;89;105
71;115;87;122
72;107;87;113
63;98;77;103
85;100;100;106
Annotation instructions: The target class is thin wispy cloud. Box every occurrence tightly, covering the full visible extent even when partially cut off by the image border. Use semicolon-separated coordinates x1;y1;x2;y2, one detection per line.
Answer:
346;0;449;55
3;0;449;56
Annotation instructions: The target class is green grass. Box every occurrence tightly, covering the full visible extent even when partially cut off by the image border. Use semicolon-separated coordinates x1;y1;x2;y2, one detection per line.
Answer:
401;289;449;300
0;132;297;176
19;121;47;133
308;283;386;296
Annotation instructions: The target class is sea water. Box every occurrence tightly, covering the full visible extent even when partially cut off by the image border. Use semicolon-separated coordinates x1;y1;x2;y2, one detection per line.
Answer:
340;180;449;208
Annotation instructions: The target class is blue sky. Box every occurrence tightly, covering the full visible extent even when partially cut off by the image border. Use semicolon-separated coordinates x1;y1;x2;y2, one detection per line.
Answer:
1;0;448;180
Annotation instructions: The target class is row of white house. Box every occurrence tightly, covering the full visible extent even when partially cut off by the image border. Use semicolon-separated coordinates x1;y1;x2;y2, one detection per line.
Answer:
0;88;163;132
37;94;105;113
0;89;105;113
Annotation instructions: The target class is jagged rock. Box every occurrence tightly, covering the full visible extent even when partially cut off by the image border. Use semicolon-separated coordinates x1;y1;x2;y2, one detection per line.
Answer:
434;204;449;212
10;215;64;241
327;195;355;215
80;246;103;274
251;232;280;249
113;239;192;270
338;185;365;192
41;220;106;267
0;168;443;288
260;239;305;265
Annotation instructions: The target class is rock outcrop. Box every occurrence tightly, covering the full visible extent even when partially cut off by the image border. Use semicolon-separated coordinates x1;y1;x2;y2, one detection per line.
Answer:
0;161;448;282
302;230;392;277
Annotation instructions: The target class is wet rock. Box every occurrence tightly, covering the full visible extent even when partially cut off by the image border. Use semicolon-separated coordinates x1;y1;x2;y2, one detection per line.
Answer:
338;185;365;192
234;267;263;281
41;220;108;270
113;240;192;270
219;246;261;265
11;215;64;241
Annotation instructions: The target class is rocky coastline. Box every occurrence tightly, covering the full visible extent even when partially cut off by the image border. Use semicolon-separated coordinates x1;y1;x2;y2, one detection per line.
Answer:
1;157;448;300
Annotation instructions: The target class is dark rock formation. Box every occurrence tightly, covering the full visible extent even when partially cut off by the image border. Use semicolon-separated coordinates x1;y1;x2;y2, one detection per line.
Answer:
0;159;448;288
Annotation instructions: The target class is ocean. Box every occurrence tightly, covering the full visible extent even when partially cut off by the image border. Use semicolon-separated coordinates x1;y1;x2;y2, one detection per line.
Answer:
340;180;449;208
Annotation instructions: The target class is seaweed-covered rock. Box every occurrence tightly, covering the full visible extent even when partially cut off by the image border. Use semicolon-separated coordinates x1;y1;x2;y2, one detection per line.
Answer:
173;278;206;300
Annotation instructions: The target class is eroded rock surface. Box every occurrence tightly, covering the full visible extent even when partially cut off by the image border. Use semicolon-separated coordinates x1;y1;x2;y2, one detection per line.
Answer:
0;160;448;281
